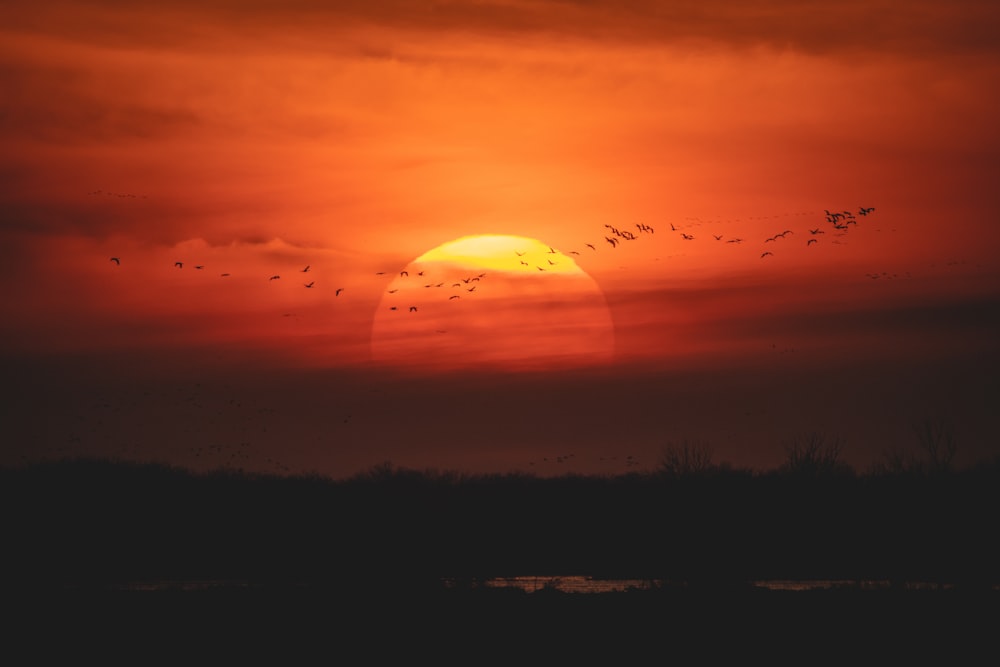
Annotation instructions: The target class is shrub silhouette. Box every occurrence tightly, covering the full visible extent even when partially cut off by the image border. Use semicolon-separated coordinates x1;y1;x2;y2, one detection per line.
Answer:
870;416;959;477
658;440;717;478
777;431;852;478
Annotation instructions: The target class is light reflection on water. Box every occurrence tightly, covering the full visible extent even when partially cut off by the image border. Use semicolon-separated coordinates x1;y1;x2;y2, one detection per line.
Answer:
103;577;977;593
475;576;660;594
447;576;964;594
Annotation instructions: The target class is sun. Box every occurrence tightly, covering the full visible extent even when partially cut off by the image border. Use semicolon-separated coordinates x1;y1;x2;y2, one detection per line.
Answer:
370;234;615;372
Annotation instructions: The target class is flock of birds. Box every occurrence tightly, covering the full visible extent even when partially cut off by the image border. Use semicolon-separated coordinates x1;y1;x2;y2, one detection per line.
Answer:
106;205;878;320
662;206;877;259
372;205;878;314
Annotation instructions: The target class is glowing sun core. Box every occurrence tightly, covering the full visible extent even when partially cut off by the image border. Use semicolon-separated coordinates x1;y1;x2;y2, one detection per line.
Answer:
370;234;615;372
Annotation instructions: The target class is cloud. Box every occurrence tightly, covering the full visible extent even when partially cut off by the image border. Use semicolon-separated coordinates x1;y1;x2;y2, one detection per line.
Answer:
4;1;999;57
606;277;1000;370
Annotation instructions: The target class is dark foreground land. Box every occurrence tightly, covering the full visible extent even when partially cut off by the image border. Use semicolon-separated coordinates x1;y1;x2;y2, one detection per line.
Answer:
3;459;999;658
9;580;999;661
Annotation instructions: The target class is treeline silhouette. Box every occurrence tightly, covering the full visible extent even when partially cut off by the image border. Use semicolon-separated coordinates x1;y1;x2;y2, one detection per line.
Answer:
3;444;999;593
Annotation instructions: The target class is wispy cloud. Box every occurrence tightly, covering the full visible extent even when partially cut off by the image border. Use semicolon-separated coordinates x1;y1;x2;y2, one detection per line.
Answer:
5;1;999;55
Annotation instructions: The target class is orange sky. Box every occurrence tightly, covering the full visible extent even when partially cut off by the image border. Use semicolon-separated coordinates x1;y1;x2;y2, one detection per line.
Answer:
2;1;999;476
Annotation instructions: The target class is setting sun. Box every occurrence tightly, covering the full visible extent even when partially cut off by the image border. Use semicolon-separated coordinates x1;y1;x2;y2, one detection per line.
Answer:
369;234;615;372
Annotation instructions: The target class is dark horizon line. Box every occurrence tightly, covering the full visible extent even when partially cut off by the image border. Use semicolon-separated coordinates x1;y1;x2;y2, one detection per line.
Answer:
6;451;999;483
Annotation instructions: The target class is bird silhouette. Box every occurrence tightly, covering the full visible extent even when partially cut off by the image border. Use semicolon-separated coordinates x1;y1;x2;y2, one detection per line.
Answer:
221;273;231;277
585;243;596;251
269;275;280;281
335;288;344;296
302;265;311;272
449;295;460;300
807;239;817;246
110;257;120;265
400;271;408;277
761;251;773;258
194;265;204;270
304;281;315;288
409;306;417;312
174;262;183;268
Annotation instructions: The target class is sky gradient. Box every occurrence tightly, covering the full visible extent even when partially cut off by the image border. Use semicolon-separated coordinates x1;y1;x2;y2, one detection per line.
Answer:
3;1;999;477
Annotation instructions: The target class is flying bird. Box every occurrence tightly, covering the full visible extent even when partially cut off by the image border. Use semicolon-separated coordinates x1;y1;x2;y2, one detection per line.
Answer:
449;295;460;300
761;251;773;258
859;206;875;216
335;288;344;296
302;265;311;272
304;281;315;288
807;239;817;246
221;273;231;277
174;262;183;268
269;275;280;281
409;306;418;312
194;265;204;270
109;257;120;265
585;243;596;251
400;271;408;277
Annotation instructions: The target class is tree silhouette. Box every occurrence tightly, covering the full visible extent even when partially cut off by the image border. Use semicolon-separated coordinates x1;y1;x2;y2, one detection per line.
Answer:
658;440;716;477
777;431;850;477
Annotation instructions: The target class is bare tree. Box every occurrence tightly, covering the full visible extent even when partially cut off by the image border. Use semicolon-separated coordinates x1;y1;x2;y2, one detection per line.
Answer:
913;416;957;474
870;445;921;476
778;431;850;477
658;440;715;477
